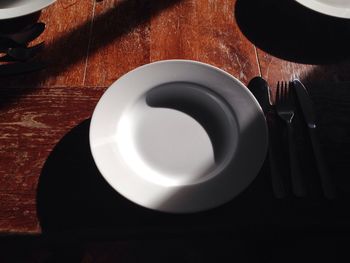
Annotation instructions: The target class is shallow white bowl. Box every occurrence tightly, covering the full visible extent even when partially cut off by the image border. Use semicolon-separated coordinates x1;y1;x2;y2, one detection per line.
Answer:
90;60;268;213
0;0;55;20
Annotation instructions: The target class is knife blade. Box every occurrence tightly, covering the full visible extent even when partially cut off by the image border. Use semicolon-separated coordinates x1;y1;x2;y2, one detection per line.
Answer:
248;77;287;199
293;79;336;199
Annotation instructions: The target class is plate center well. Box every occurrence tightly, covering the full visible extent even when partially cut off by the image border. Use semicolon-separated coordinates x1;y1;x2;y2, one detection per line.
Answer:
117;105;215;186
116;82;238;187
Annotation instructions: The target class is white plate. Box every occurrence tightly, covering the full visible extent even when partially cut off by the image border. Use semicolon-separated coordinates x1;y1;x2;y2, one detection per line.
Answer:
0;0;55;20
295;0;350;19
90;60;267;213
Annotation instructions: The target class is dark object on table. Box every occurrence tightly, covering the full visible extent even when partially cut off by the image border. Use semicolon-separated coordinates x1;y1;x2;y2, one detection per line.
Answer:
293;79;336;199
275;81;306;197
0;42;45;62
248;77;286;199
0;22;45;47
248;77;271;112
0;22;46;76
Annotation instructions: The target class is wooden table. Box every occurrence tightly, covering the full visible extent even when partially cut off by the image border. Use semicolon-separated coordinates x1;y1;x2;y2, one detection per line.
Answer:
1;0;350;235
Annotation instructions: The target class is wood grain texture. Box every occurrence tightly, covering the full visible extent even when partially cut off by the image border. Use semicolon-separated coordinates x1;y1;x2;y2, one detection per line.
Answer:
150;0;259;84
37;0;94;86
83;0;151;86
0;87;103;233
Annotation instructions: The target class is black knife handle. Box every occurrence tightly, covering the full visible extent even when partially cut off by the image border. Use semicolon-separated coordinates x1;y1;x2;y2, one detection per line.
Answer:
309;127;336;199
287;122;307;197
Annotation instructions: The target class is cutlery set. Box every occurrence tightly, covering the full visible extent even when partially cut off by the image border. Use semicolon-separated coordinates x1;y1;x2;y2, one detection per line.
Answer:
248;77;336;200
0;22;46;76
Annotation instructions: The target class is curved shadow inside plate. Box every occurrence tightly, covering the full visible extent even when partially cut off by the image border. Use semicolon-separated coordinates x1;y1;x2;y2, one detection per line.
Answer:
235;0;350;64
146;82;237;165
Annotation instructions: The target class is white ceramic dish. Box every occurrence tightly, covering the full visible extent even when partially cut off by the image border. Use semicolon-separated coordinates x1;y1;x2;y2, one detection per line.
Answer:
0;0;55;20
90;60;268;213
295;0;350;19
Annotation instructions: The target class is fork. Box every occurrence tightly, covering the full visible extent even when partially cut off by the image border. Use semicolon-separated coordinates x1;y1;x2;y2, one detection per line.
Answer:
275;81;306;197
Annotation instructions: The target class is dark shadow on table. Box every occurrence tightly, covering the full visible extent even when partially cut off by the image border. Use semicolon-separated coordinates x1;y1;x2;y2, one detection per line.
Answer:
36;118;344;241
235;0;350;64
0;0;182;109
0;234;347;263
36;118;270;238
0;12;41;34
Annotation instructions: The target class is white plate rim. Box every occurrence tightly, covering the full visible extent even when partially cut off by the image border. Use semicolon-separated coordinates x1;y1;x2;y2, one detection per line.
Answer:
89;59;268;213
295;0;350;19
0;0;55;20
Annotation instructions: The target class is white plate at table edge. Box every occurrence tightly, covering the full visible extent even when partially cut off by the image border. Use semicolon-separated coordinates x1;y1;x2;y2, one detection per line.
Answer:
295;0;350;19
0;0;55;20
89;59;268;213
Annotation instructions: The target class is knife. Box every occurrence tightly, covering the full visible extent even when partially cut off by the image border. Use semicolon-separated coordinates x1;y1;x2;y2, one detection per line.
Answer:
248;77;287;199
293;79;336;199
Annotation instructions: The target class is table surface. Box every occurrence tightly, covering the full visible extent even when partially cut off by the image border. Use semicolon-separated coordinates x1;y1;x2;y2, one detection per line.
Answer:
1;0;350;235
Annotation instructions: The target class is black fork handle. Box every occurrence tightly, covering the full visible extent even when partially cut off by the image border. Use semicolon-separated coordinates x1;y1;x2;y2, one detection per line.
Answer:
267;113;287;199
287;122;307;197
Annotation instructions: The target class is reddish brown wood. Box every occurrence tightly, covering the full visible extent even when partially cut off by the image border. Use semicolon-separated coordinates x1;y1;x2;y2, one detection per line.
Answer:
150;0;259;84
83;0;151;86
0;87;103;233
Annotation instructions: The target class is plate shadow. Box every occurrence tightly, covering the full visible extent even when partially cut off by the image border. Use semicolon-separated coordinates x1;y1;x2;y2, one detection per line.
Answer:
235;0;350;64
36;119;278;238
36;118;342;238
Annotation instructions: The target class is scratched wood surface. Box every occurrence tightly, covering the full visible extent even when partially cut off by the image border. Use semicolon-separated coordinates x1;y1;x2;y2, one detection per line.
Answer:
0;0;259;234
